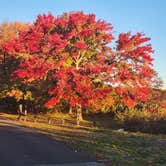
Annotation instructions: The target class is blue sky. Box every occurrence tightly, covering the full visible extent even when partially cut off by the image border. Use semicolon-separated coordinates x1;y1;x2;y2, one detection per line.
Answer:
0;0;166;88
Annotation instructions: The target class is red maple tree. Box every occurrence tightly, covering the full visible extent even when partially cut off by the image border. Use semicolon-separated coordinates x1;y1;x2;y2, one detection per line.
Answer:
4;12;155;120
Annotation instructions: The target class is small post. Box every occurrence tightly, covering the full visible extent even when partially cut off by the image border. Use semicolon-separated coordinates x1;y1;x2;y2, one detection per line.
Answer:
76;115;80;126
48;118;52;124
62;119;65;125
24;110;27;121
17;104;23;120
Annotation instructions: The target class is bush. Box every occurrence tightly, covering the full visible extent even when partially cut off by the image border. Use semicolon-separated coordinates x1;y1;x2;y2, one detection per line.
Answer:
116;109;166;134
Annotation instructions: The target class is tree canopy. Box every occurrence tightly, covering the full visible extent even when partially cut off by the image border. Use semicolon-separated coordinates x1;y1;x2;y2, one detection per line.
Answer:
0;12;157;114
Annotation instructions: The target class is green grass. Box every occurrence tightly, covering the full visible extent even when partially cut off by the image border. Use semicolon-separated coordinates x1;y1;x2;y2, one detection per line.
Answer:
2;112;166;166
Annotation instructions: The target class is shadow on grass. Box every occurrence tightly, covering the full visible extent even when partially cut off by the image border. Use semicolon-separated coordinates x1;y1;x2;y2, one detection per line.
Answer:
30;122;166;166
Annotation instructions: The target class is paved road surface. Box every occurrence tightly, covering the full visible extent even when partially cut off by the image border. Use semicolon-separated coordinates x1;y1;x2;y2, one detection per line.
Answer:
0;116;104;166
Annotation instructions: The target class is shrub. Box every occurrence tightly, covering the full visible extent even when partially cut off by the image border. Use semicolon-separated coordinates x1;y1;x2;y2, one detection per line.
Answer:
116;109;166;134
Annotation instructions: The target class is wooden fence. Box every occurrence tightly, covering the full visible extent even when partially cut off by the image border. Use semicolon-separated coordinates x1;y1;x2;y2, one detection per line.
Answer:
18;115;95;128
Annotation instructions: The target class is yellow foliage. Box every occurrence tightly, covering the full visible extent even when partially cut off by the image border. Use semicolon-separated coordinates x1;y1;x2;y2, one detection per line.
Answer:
90;95;114;112
63;57;73;67
6;89;34;101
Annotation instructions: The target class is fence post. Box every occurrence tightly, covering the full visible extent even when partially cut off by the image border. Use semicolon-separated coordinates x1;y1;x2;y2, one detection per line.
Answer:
62;119;65;125
48;117;52;124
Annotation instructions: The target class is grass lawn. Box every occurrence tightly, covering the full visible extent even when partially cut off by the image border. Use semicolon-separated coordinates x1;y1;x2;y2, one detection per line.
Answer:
2;112;166;166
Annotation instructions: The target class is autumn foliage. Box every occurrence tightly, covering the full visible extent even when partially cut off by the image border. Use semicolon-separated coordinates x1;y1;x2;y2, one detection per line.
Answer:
0;22;30;103
0;12;158;115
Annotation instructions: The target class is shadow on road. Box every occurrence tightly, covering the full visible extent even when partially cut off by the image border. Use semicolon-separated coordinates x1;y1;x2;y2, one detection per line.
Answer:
0;117;96;166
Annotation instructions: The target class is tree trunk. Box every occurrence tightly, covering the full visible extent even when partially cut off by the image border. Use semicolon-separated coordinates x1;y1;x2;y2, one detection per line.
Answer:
76;105;83;126
69;106;73;114
3;52;6;75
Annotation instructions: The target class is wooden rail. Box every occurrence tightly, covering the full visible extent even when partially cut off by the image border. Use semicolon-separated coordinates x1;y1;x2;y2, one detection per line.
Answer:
18;115;95;128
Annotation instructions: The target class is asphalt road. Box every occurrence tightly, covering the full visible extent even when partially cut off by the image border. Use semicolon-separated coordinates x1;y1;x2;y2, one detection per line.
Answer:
0;116;104;166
